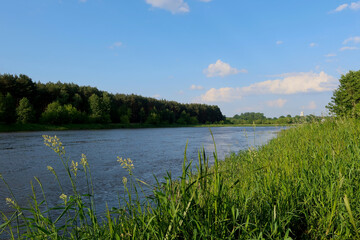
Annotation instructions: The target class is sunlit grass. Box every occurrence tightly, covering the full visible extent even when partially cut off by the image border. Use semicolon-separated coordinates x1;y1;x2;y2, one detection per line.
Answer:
1;118;360;239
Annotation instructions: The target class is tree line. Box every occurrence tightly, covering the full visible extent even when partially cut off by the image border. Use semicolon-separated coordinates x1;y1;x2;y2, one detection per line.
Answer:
228;112;323;125
0;74;225;125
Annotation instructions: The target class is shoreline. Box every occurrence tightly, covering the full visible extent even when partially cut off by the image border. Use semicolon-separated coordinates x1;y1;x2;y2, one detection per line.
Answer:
0;123;290;133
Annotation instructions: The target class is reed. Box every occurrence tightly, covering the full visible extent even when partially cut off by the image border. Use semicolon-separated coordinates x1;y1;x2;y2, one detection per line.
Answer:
1;118;360;239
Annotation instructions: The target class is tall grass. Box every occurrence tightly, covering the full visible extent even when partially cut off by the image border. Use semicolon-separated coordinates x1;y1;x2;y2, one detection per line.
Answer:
1;118;360;239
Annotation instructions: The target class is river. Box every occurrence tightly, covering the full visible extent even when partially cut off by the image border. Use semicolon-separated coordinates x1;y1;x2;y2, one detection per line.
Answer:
0;126;285;216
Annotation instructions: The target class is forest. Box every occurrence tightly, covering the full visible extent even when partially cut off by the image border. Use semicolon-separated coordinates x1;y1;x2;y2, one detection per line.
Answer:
0;74;225;125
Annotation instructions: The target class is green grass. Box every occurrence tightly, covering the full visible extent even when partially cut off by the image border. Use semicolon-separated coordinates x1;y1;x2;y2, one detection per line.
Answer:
1;118;360;239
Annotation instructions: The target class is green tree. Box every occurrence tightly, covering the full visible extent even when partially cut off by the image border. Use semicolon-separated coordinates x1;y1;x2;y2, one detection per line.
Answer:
88;94;102;122
139;107;146;124
88;93;111;123
327;70;360;117
63;104;85;123
146;107;160;125
40;101;66;124
4;93;16;124
101;92;111;123
16;97;35;123
0;93;5;122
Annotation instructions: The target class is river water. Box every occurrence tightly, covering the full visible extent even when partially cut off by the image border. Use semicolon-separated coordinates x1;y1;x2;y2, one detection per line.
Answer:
0;126;285;216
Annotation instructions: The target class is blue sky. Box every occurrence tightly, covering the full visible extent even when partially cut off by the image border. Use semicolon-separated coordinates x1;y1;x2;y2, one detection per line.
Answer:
0;0;359;117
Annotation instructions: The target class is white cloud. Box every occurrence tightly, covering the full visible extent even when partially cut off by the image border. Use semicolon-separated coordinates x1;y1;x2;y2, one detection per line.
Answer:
332;1;360;12
203;59;246;78
302;101;317;110
266;99;287;108
340;46;359;51
145;0;190;14
276;40;283;45
199;0;211;2
109;42;123;49
190;85;204;90
350;1;360;9
334;3;349;12
152;94;161;99
325;53;337;57
309;42;317;47
343;36;360;44
242;72;336;94
200;71;336;102
200;87;242;102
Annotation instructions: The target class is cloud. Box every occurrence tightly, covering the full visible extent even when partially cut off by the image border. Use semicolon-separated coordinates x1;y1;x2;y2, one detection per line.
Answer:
203;59;247;78
198;0;211;2
334;3;349;12
343;36;360;44
152;94;161;99
79;0;88;2
331;1;360;12
350;1;360;9
200;87;242;102
309;42;317;47
200;71;336;102
276;40;283;45
340;46;359;51
266;99;287;108
302;101;317;110
190;85;204;90
242;72;336;94
325;53;336;57
109;42;123;49
145;0;190;14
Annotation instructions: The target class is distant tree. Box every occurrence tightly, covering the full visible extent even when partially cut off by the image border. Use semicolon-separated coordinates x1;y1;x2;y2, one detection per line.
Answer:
72;93;83;109
89;94;102;121
88;93;111;123
4;93;16;124
189;116;199;125
177;110;191;125
101;92;111;123
41;101;84;124
116;106;131;124
0;93;5;122
139;107;146;124
146;107;160;125
63;104;85;123
40;101;66;124
327;70;360;117
16;97;35;123
232;112;266;124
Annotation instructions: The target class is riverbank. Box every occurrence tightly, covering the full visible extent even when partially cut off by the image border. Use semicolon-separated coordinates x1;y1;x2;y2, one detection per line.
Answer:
0;122;288;132
2;118;358;239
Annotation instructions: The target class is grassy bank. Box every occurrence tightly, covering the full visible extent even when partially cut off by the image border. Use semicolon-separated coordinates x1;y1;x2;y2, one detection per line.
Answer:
0;123;288;133
1;118;360;239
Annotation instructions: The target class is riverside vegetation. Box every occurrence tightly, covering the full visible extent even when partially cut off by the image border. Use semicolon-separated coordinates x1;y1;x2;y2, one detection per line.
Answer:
1;70;360;239
1;118;360;239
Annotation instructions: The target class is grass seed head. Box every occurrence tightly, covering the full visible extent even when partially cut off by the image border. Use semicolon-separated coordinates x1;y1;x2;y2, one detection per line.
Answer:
117;157;134;175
